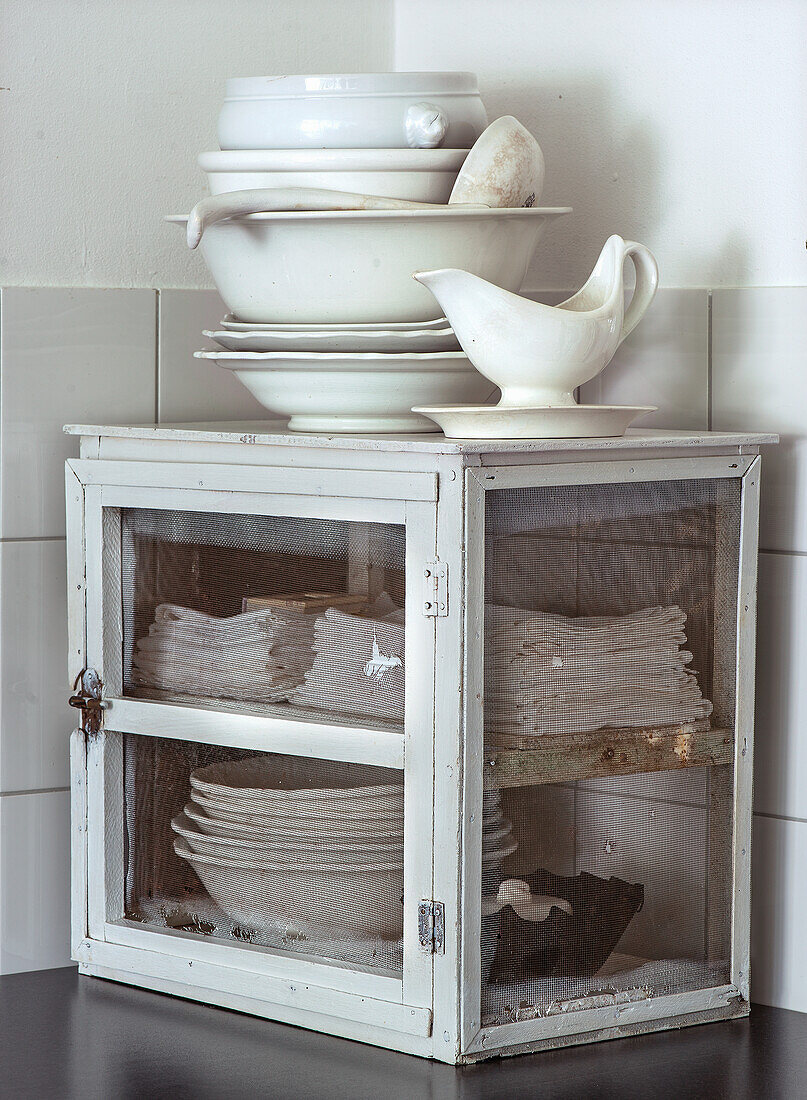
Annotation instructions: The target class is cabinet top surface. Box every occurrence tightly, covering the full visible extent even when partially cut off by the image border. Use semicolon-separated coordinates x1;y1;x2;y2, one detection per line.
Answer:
64;422;777;455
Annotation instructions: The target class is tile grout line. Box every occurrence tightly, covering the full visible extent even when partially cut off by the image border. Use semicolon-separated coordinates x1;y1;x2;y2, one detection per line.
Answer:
0;288;3;460
0;535;66;544
706;289;713;431
759;547;807;558
154;289;161;425
754;810;807;827
0;786;70;799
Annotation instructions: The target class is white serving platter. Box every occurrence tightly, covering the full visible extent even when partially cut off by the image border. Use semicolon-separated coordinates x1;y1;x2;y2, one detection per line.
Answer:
204;327;460;354
410;404;658;439
219;314;451;333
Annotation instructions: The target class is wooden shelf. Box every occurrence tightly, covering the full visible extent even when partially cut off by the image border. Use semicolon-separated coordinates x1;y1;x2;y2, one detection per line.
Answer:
483;721;733;788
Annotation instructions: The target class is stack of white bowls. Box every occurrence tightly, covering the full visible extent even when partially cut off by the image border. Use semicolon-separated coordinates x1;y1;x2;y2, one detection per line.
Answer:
173;72;567;432
173;755;516;941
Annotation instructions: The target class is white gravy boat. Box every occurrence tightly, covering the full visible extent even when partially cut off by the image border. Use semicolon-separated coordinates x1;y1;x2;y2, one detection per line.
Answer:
415;234;658;407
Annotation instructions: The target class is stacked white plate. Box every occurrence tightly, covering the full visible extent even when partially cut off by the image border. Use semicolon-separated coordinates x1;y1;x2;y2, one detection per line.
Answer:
198;315;497;432
174;755;516;940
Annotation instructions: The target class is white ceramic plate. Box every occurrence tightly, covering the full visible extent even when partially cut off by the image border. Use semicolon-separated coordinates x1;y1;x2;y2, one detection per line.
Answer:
189;792;405;827
220;314;451;333
172;813;405;861
185;802;406;842
191;755;401;799
410;404;658;439
182;802;511;848
203;327;460;354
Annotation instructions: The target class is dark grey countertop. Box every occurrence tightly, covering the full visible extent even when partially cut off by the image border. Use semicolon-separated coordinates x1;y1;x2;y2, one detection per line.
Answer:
0;967;801;1099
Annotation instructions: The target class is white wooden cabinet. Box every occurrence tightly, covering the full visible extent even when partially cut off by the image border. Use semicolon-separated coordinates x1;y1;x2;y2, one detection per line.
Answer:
65;422;774;1063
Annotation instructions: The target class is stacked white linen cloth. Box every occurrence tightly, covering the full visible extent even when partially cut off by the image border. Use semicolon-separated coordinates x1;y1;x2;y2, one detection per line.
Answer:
290;597;405;722
485;604;712;743
131;603;316;703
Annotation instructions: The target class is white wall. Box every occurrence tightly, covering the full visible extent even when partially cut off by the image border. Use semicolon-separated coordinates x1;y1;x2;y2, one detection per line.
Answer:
395;0;807;1018
395;0;807;290
0;0;391;289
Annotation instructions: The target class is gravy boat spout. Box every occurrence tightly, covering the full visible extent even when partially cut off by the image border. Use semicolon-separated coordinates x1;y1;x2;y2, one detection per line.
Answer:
414;235;658;407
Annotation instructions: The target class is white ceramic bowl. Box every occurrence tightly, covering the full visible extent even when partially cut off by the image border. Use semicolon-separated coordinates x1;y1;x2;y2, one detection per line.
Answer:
192;792;406;816
217;72;487;150
199;149;467;202
190;756;401;800
194;350;497;433
185;801;406;842
183;801;510;849
203;326;460;354
189;791;405;828
167;207;571;325
176;837;405;938
173;813;405;861
174;819;514;870
220;315;450;333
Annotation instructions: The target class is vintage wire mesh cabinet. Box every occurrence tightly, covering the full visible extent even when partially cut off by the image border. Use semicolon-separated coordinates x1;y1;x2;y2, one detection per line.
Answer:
65;423;772;1063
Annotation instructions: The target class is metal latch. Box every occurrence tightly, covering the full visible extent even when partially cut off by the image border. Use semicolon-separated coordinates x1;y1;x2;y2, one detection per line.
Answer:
422;560;448;617
69;667;106;735
418;900;445;954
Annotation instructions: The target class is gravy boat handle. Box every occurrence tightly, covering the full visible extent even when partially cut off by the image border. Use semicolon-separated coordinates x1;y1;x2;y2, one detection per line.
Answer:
619;241;659;344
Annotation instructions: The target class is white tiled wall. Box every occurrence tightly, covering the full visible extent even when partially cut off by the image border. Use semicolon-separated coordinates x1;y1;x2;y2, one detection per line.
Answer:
0;281;804;1019
0;540;72;792
0;289;158;539
579;288;709;430
0;285;285;973
751;814;807;1015
158;290;268;423
0;790;71;974
711;286;807;1014
712;288;807;554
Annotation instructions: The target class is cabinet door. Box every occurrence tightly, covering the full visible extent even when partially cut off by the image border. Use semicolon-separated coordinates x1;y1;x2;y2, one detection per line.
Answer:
460;455;759;1057
68;459;437;1047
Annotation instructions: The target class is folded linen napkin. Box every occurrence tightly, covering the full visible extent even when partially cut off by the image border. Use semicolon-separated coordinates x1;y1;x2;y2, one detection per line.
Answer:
290;604;405;722
131;602;317;704
485;604;712;739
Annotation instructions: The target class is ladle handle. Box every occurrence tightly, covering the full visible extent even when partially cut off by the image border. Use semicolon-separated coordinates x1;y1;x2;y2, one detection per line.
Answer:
619;241;659;344
186;188;457;249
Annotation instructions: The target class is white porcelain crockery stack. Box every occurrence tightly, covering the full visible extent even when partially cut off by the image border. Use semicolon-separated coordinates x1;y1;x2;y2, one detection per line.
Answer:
168;72;572;432
173;755;517;945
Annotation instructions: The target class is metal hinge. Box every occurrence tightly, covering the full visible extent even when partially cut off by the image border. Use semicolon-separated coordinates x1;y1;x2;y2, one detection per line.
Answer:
422;560;448;617
418;900;445;954
68;667;106;736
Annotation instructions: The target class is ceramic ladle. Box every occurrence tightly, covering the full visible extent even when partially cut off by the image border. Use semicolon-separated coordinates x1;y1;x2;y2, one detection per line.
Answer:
185;115;545;248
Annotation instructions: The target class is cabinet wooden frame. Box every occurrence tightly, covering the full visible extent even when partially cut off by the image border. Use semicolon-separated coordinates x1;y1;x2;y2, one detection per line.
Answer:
458;453;760;1058
67;458;438;1050
64;426;772;1064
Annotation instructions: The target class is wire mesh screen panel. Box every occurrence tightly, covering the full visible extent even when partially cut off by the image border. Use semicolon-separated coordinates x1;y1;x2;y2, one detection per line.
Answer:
122;735;405;976
479;477;740;1026
115;508;406;729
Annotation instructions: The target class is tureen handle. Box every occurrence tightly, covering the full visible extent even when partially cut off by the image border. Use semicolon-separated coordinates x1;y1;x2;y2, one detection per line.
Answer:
404;102;449;148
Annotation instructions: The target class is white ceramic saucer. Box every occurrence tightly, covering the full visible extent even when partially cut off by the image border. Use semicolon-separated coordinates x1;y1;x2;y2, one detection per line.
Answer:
410;404;657;439
204;327;459;354
220;314;451;333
